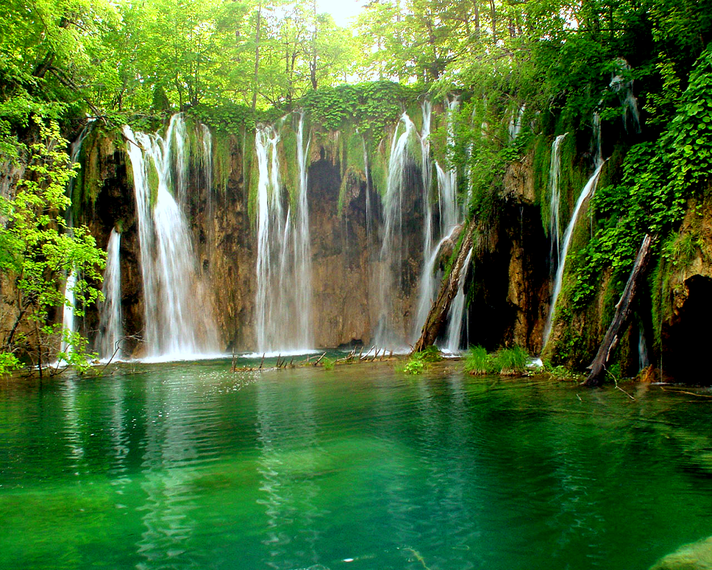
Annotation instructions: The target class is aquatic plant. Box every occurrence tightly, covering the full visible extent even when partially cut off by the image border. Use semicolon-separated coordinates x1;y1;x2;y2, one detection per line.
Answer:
463;346;491;375
492;346;530;376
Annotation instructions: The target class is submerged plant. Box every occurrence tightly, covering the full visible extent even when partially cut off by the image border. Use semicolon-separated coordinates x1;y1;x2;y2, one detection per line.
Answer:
402;359;425;375
399;345;443;375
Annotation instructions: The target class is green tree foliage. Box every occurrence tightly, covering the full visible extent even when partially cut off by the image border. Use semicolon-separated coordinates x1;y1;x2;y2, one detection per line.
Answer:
572;46;712;309
0;118;104;376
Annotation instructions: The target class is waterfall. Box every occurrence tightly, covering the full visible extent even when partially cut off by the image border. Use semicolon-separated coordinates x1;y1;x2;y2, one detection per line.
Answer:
200;124;214;247
375;113;418;349
420;100;434;271
508;104;526;141
411;103;436;343
443;247;473;354
413;226;459;343
295;113;313;349
172;116;189;204
611;59;641;134
542;161;605;351
413;97;463;343
638;326;650;371
60;122;95;357
60;271;77;355
123;115;219;359
254;114;313;354
548;134;567;274
438;96;460;235
98;229;123;360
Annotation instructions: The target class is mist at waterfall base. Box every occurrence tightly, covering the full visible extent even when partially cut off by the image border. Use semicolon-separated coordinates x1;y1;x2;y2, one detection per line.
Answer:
3;363;712;570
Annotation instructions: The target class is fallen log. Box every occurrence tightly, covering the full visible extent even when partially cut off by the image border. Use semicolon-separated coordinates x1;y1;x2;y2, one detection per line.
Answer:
584;234;654;387
412;224;476;352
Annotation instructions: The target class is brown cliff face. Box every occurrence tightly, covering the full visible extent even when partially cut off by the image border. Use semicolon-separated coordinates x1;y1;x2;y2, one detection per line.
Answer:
75;120;551;357
80;123;428;354
460;154;550;354
185;131;255;352
656;188;712;382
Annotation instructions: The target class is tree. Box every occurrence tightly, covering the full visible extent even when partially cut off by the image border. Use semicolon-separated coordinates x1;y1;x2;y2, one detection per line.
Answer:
0;117;105;377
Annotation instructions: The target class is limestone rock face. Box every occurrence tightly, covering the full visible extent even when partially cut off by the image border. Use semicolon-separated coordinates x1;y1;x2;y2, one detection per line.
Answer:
503;153;536;204
657;189;712;380
79;125;428;354
71;121;551;356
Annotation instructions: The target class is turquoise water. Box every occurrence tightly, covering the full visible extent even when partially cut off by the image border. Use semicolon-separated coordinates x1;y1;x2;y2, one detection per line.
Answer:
2;361;712;569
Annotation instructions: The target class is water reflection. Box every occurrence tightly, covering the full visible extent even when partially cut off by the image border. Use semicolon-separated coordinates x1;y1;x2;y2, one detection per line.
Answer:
60;379;85;469
256;375;327;570
108;380;131;506
136;378;201;569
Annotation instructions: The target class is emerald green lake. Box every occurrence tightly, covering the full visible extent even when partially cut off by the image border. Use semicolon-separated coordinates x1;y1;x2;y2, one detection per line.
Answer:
2;360;712;569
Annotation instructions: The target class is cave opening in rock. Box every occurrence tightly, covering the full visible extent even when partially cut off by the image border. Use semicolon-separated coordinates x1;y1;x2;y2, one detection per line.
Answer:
664;275;712;383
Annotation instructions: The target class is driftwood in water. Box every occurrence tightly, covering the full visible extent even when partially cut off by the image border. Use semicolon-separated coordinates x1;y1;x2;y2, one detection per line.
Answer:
585;234;654;387
413;225;475;352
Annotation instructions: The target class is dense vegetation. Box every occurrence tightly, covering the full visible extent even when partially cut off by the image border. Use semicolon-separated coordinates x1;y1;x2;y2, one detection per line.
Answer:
1;0;711;375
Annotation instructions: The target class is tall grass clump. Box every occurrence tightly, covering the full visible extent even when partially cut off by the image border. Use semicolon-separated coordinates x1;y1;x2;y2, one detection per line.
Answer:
493;346;529;376
464;345;529;376
464;346;491;375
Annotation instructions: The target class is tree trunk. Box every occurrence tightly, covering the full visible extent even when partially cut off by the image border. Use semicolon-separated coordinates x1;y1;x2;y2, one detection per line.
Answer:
309;0;318;90
252;1;262;112
489;0;497;44
413;224;475;352
584;234;654;387
472;0;480;35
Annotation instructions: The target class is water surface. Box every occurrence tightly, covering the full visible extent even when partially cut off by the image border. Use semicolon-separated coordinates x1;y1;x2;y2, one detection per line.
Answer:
2;361;712;569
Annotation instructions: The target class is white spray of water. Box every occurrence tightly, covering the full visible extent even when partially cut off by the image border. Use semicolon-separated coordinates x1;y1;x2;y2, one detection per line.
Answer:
98;229;123;360
414;96;464;344
548;133;568;273
254;114;313;353
542;160;605;351
60;121;95;357
443;247;474;354
610;59;641;134
60;271;77;356
375;113;418;349
123;115;219;359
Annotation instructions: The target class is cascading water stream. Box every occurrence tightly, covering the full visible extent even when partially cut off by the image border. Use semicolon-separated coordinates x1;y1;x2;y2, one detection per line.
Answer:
443;247;473;354
611;59;641;134
123;115;219;359
60;271;76;356
548;134;567;274
437;96;460;235
254;114;313;354
413;97;463;343
60;122;95;357
420;100;434;275
375;113;418;349
542;160;605;351
295;113;313;348
413;226;459;342
508;104;526;141
98;229;123;359
200;124;214;248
